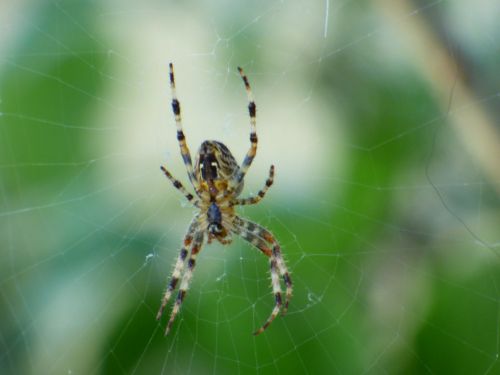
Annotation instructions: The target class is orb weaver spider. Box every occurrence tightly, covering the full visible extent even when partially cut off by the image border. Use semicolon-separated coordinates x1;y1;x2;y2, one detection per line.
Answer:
156;63;292;336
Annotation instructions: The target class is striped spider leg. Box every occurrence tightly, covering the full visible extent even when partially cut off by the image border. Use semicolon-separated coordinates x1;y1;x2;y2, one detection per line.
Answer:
163;230;205;335
160;166;200;207
232;216;293;335
168;63;202;196
226;66;258;195
156;216;199;320
233;165;274;206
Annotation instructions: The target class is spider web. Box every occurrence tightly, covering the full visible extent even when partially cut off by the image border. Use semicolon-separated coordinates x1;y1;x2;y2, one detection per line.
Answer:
1;0;500;374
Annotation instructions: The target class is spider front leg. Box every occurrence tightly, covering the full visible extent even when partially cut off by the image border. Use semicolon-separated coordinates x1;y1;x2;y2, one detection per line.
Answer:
164;231;205;335
168;63;201;194
233;217;293;335
157;217;199;321
233;165;274;206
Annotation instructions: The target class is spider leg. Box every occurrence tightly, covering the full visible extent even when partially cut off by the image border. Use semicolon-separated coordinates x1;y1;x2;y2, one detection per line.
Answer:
232;223;281;335
164;231;205;335
168;63;201;194
255;257;282;336
230;67;257;190
160;165;200;207
233;165;274;206
156;217;200;321
235;217;292;314
233;217;293;335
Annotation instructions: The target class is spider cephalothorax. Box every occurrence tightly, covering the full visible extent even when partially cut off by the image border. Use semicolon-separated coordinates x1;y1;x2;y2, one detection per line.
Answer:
156;63;292;336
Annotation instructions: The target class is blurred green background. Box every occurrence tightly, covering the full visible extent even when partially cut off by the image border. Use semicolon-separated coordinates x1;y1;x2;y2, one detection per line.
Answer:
1;0;500;374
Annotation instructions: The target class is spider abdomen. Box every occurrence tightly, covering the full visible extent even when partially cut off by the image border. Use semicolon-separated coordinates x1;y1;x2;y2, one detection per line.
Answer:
195;140;244;196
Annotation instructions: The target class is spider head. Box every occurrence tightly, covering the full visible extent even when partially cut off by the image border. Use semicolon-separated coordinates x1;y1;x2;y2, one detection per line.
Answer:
195;141;240;190
208;223;223;235
207;202;228;241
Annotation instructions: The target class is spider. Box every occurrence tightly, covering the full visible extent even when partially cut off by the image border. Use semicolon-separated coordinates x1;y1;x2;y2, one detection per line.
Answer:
156;63;292;336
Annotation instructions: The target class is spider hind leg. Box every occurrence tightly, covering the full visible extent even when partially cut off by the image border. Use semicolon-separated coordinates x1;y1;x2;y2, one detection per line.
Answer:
168;63;201;193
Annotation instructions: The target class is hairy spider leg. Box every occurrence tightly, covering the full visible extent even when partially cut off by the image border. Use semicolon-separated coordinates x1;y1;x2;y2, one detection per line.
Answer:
232;224;272;257
229;67;258;191
156;217;199;321
235;217;292;314
233;217;293;334
259;228;292;316
165;231;205;335
169;63;201;194
232;222;282;335
233;165;274;206
160;165;200;207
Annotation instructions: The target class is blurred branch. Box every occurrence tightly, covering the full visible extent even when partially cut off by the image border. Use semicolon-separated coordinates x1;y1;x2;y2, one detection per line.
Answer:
377;0;500;195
